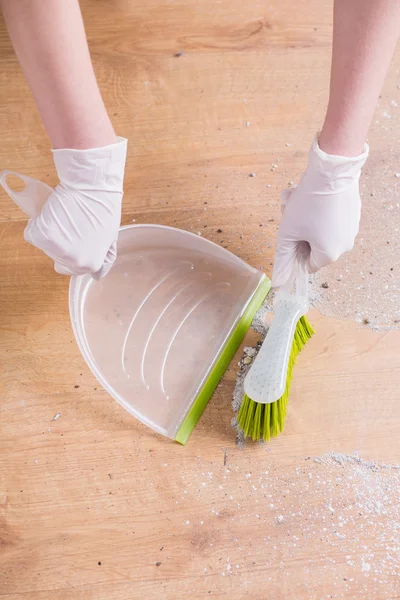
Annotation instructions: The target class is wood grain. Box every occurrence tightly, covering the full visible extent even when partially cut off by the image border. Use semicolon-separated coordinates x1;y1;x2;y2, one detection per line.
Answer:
1;1;400;598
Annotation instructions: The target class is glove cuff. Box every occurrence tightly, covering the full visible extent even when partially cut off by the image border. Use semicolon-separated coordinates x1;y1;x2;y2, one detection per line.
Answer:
52;137;128;193
308;134;369;182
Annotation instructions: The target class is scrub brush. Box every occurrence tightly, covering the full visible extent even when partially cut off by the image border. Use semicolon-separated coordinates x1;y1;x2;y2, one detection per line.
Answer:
237;260;314;441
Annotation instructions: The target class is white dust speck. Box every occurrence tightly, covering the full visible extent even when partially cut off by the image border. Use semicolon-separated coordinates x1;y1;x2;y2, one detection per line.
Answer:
362;561;371;573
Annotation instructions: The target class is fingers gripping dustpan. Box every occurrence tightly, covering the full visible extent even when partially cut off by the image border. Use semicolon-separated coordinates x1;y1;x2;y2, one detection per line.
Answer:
70;225;270;443
0;171;270;444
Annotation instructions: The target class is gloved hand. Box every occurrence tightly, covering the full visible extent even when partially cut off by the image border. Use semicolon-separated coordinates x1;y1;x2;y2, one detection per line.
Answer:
1;137;127;280
272;135;369;288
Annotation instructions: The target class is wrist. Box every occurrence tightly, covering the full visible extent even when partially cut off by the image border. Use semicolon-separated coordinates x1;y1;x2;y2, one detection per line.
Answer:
305;134;369;185
52;137;128;191
318;122;366;158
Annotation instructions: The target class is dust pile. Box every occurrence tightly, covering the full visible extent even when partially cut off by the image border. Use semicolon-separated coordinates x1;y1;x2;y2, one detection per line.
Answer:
172;451;400;596
257;452;400;595
263;452;400;594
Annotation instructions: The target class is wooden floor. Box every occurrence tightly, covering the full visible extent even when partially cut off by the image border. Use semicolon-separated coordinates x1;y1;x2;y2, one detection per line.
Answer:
1;1;400;598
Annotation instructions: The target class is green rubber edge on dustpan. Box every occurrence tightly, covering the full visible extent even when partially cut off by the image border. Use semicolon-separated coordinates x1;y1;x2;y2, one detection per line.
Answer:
174;274;271;445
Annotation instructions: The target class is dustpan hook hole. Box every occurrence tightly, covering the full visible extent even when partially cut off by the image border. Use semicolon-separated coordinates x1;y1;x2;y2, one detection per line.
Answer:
5;173;26;193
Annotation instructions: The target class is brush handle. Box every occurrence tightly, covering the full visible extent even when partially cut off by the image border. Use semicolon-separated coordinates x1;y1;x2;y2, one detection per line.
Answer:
244;263;309;405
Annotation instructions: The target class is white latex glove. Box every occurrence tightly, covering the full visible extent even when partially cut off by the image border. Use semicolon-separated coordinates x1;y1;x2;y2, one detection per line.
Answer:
0;137;127;280
272;135;369;288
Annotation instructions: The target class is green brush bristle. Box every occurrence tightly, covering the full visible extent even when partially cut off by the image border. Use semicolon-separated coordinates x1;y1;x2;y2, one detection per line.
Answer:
237;315;314;442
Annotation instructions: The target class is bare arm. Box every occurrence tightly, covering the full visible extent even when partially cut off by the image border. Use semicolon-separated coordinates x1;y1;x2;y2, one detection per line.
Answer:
319;0;400;156
273;0;400;287
0;0;115;149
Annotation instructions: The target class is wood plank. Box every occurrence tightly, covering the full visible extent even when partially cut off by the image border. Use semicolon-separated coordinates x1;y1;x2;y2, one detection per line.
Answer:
1;1;400;598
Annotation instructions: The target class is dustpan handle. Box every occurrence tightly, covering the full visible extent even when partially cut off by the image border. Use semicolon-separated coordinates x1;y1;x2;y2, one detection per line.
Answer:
0;170;53;218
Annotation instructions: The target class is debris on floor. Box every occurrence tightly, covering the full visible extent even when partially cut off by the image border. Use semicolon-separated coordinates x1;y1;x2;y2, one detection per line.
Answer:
170;450;400;596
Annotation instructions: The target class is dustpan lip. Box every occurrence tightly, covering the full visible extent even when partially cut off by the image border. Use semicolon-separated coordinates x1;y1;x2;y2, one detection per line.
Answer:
115;223;258;270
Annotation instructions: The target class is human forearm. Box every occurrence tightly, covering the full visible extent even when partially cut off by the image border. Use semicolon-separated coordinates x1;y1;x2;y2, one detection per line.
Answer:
0;0;115;149
319;0;400;156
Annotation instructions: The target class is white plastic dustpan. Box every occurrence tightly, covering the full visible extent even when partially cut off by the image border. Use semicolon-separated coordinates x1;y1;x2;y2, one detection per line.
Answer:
0;170;271;443
69;225;271;443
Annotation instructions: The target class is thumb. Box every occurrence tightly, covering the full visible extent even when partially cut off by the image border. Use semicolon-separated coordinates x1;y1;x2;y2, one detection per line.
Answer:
271;240;298;288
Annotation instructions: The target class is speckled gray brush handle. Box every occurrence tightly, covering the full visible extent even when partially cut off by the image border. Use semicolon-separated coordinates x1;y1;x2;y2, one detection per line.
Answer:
244;262;309;404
